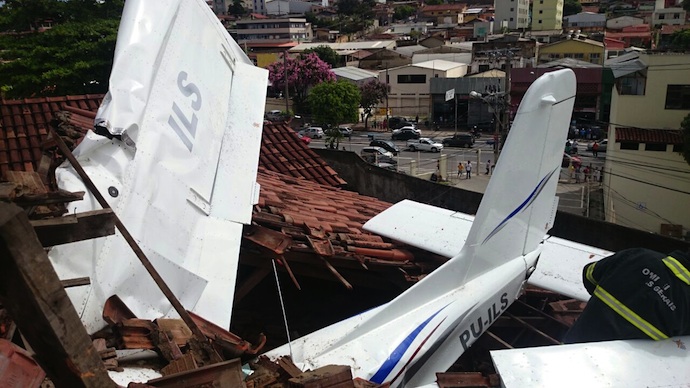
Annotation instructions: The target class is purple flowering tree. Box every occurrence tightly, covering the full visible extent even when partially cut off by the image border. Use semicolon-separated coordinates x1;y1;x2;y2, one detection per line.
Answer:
268;53;336;113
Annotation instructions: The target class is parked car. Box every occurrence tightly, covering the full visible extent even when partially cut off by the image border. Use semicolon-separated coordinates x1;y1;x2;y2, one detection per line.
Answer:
369;139;401;155
562;153;582;168
586;139;608;152
297;133;311;145
407;138;443;152
388;116;416;130
299;127;324;139
360;146;397;164
338;126;353;138
391;126;421;140
441;134;475;148
266;109;283;121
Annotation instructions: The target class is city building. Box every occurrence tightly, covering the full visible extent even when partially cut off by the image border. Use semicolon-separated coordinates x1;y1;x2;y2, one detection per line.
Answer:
531;0;564;31
379;60;468;117
235;17;311;44
563;12;606;32
605;52;690;238
537;34;605;65
494;0;530;30
470;38;538;74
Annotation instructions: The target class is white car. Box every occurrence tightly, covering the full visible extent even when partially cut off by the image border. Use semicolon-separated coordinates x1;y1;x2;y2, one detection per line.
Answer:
407;138;443;152
299;127;324;139
338;126;353;137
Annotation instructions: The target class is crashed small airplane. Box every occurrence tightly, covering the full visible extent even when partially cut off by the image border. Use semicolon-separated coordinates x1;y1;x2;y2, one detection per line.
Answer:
264;68;579;387
47;0;690;386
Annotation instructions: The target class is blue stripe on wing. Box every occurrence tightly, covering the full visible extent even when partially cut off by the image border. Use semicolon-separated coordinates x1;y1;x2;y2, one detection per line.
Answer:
481;168;557;245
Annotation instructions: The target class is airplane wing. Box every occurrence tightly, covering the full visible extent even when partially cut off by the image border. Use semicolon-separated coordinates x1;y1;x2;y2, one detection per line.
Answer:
49;0;267;333
490;336;690;387
366;201;610;302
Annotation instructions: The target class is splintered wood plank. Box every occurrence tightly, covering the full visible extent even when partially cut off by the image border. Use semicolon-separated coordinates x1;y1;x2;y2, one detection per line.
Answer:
0;202;116;387
30;208;115;246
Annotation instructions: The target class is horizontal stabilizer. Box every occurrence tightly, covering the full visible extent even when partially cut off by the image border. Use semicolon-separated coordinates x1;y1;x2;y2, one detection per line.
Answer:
363;200;472;258
491;335;690;387
364;200;610;302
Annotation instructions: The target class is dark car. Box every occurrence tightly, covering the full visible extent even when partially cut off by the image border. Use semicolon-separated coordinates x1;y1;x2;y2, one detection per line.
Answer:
441;134;475;148
391;128;421;140
370;139;401;155
388;116;415;130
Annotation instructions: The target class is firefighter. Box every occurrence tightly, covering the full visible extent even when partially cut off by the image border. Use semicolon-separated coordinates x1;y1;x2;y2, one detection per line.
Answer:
563;247;690;344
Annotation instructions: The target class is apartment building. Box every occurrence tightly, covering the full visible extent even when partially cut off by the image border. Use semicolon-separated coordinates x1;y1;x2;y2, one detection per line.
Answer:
494;0;530;30
605;52;690;238
235;17;310;44
532;0;564;31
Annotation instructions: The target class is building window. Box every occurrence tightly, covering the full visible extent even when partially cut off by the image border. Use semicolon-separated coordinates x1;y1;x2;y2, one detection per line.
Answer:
620;142;639;150
674;13;680;18
539;10;543;13
511;8;514;11
645;143;667;152
665;85;690;109
539;20;542;23
659;14;665;19
510;17;514;21
590;53;600;63
618;73;646;95
398;74;426;83
673;144;684;153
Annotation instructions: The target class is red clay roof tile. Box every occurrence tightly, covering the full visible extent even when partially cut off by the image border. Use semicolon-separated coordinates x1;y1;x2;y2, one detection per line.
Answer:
615;127;682;144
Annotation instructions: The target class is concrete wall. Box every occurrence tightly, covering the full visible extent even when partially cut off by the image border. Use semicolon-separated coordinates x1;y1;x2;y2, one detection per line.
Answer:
315;148;690;253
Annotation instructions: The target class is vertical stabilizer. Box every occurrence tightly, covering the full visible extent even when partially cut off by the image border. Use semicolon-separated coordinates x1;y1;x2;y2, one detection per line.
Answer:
459;69;576;282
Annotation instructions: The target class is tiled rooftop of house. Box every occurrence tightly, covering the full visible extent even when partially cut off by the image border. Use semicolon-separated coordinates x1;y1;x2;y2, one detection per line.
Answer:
260;123;346;187
616;127;683;144
0;95;103;179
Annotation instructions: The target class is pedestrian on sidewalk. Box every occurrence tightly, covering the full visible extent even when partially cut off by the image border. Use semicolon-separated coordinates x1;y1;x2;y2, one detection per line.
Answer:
485;160;491;175
457;162;464;178
592;141;599;158
466;161;472;179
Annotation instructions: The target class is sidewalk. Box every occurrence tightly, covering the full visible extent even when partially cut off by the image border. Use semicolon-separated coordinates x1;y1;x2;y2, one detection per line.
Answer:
445;168;589;196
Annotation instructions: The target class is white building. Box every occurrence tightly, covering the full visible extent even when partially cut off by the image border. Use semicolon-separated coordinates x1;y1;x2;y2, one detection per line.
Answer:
494;0;530;30
235;17;310;43
378;60;468;117
605;52;690;238
564;12;606;29
266;0;315;16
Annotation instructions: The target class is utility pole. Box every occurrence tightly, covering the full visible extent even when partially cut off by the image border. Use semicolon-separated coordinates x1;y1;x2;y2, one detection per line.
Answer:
284;51;289;114
385;65;390;126
503;51;512;141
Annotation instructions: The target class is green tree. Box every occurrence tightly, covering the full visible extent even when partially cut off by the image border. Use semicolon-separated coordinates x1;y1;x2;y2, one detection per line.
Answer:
228;0;247;16
359;79;387;129
393;5;415;21
303;45;341;68
308;80;360;149
563;0;583;16
669;29;690;50
683;0;690;12
0;18;120;98
681;113;690;166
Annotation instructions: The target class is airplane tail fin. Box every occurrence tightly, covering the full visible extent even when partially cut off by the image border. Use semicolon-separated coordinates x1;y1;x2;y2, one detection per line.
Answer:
459;69;576;282
362;69;576;307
